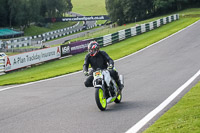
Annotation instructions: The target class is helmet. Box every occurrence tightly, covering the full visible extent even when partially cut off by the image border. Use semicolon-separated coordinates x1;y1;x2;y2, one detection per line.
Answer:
88;41;99;56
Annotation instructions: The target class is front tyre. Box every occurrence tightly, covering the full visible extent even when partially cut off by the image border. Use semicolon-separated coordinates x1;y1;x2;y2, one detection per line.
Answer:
95;88;107;111
114;93;122;103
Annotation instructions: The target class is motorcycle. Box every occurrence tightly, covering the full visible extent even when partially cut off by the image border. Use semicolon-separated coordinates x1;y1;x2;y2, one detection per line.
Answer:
92;69;124;111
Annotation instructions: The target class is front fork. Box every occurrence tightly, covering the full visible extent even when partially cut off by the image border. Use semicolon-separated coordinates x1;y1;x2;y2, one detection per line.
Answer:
101;83;107;99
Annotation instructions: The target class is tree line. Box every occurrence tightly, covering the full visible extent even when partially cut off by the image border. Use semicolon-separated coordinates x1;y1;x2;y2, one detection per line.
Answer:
0;0;73;28
106;0;200;25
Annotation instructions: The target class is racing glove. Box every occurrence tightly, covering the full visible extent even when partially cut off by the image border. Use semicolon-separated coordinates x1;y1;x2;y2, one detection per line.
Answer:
84;71;89;76
108;64;113;70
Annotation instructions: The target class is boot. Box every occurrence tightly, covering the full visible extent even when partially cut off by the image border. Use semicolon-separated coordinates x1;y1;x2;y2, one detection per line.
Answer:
117;80;124;91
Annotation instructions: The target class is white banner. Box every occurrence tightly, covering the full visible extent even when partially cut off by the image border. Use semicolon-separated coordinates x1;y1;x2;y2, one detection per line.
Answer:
4;47;61;72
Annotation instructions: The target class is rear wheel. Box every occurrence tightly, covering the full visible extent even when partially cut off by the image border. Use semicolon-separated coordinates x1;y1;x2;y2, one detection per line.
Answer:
114;92;122;103
95;88;107;111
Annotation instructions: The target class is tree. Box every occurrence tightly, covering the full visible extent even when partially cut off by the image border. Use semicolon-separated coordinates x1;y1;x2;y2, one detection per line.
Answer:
29;0;42;24
0;0;73;27
42;0;73;18
106;0;154;25
8;0;18;27
106;0;126;25
0;0;9;26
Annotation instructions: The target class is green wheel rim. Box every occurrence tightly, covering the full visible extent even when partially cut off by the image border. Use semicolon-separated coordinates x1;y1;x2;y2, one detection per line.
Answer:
117;94;121;100
99;89;106;108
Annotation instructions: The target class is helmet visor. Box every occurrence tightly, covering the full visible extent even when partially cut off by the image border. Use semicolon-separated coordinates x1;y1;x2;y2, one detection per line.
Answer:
89;49;98;56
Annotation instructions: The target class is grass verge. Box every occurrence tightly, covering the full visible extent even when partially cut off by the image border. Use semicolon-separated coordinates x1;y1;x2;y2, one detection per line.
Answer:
71;0;107;15
24;22;77;36
70;15;175;42
143;81;200;133
0;17;199;86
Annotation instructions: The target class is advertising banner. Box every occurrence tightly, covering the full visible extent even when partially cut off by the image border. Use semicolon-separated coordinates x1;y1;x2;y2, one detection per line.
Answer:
61;39;93;57
61;45;71;57
46;15;109;22
69;39;92;55
5;47;61;72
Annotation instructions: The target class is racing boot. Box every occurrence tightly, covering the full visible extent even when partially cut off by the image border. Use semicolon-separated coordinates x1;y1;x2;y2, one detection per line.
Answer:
116;80;124;92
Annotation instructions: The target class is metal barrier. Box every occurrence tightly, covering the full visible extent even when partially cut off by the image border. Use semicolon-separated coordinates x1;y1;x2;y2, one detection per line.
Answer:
0;14;179;74
0;57;5;74
94;14;179;47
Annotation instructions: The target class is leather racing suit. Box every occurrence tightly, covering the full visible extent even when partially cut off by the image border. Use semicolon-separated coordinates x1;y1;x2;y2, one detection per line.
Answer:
83;50;121;88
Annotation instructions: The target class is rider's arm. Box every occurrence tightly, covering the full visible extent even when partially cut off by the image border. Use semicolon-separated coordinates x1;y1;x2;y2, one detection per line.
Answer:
101;51;114;66
83;54;90;72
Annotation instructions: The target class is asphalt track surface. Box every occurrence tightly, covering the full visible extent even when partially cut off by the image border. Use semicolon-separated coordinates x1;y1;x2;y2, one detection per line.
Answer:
0;20;200;133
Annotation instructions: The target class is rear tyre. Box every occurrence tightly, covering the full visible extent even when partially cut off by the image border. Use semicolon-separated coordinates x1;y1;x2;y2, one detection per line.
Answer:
114;93;122;103
95;88;107;111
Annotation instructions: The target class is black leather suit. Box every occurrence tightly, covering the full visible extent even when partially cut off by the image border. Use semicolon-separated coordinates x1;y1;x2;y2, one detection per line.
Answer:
83;50;120;87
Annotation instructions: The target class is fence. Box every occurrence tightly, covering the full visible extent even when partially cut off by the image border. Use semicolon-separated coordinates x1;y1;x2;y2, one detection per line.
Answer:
94;14;179;47
0;57;5;75
0;14;179;74
0;22;85;50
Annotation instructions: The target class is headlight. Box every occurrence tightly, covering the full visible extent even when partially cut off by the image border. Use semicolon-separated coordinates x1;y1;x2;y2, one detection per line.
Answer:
95;79;102;85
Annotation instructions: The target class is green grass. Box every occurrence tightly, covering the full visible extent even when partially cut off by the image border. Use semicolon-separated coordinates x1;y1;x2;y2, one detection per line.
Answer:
70;15;176;42
5;52;21;56
71;0;107;15
24;22;77;36
0;17;198;86
144;81;200;133
0;8;199;133
178;8;200;15
70;8;200;42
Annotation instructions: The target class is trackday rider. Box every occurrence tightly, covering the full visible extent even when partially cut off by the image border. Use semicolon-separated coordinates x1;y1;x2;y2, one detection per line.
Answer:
83;41;124;91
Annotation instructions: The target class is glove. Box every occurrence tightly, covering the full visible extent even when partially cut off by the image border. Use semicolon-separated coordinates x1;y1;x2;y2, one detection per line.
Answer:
108;64;113;70
84;71;89;76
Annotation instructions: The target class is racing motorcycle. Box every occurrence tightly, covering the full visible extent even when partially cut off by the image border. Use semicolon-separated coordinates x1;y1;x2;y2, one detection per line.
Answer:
92;69;124;111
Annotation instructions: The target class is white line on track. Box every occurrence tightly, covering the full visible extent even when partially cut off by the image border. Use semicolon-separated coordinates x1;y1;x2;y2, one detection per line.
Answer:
124;20;200;133
125;69;200;133
0;20;200;133
0;71;82;92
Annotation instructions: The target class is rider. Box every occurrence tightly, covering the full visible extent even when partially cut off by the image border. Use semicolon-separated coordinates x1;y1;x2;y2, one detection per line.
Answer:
83;41;123;91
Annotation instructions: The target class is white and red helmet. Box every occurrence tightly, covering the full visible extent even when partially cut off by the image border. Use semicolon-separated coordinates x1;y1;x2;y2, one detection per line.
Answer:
88;41;99;56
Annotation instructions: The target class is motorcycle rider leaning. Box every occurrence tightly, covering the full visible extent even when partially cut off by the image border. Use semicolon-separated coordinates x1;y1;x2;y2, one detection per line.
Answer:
83;41;123;91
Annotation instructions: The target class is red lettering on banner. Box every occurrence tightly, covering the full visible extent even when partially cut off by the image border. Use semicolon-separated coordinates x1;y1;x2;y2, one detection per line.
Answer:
57;47;60;53
6;57;11;66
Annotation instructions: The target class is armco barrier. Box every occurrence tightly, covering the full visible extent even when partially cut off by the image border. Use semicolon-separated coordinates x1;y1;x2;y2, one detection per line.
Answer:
1;22;86;50
0;57;5;74
125;29;131;38
145;23;150;32
94;14;179;47
1;14;179;73
60;14;179;59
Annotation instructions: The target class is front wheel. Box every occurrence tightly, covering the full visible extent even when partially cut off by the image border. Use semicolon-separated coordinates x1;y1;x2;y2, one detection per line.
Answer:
95;88;107;111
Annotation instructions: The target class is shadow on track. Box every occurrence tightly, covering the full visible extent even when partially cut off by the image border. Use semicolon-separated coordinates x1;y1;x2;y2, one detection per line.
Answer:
103;101;141;112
